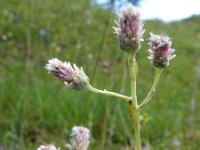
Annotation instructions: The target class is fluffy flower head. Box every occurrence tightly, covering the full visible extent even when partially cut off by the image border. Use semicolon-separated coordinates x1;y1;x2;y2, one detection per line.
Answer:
45;58;89;90
37;144;60;150
68;126;90;150
114;4;144;53
148;33;176;68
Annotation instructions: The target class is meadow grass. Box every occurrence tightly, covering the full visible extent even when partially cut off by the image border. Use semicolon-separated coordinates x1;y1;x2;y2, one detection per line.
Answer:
0;0;200;149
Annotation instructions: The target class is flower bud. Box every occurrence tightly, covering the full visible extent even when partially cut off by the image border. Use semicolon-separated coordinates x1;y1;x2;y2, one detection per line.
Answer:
45;58;89;90
37;144;60;150
69;126;90;150
148;33;176;68
113;4;144;53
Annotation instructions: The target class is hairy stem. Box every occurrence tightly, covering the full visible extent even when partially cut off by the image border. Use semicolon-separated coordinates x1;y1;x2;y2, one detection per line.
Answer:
87;84;130;102
138;68;162;109
128;55;138;108
128;54;141;150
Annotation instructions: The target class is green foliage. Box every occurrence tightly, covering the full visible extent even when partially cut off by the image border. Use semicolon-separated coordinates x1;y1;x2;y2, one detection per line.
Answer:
0;0;200;149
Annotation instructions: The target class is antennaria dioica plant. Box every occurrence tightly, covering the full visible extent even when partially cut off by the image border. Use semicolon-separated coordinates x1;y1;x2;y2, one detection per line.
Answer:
44;4;176;150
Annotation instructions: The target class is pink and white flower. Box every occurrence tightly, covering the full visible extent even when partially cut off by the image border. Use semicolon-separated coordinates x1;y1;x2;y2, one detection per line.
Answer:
45;58;89;90
113;4;145;53
148;33;176;68
37;144;60;150
67;126;90;150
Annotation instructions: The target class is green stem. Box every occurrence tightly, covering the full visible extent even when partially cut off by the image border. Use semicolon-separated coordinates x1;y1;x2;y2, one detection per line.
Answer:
128;54;141;150
87;84;130;102
138;68;162;109
128;55;138;109
128;101;141;150
134;112;141;150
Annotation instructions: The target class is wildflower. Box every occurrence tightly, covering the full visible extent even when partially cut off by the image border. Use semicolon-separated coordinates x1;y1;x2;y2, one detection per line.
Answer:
14;15;20;23
1;35;7;41
67;126;90;150
39;28;47;37
37;144;60;150
45;58;89;90
113;4;145;53
148;33;176;68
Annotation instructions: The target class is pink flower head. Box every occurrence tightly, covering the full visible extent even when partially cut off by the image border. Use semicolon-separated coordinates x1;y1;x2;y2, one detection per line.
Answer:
114;4;144;53
69;126;90;150
37;144;60;150
45;58;89;90
148;33;176;68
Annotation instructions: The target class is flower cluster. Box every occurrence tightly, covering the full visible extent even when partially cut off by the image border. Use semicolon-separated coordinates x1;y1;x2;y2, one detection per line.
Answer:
42;4;176;150
37;144;60;150
67;126;90;150
45;58;89;90
148;33;176;68
37;126;90;150
114;4;145;53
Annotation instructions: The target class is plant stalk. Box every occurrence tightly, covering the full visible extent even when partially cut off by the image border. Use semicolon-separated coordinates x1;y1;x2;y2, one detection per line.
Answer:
128;54;141;150
87;84;130;102
138;68;162;109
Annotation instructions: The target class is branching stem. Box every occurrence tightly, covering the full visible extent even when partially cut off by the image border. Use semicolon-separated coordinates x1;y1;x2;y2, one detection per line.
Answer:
87;84;130;102
138;68;162;109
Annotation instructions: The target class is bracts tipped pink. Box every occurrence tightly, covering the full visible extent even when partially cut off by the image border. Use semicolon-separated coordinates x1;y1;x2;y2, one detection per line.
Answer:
67;126;90;150
45;58;89;90
113;4;145;53
148;33;176;68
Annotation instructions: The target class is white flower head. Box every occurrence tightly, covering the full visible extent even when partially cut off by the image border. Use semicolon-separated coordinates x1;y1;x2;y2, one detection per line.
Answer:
69;126;90;150
45;58;89;90
37;144;60;150
148;33;176;68
113;4;145;53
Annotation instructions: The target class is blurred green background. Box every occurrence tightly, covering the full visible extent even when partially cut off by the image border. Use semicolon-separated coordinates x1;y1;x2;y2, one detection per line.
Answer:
0;0;200;149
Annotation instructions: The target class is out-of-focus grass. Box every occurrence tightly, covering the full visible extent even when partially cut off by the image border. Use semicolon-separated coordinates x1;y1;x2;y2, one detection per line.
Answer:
0;0;200;149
